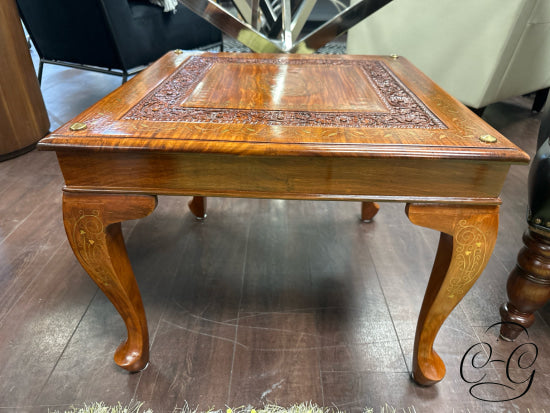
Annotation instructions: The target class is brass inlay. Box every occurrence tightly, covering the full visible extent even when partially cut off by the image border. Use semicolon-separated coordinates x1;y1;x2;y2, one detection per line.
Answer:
447;220;487;299
535;218;542;225
174;49;184;54
73;210;111;287
390;54;399;59
479;134;497;143
69;122;87;131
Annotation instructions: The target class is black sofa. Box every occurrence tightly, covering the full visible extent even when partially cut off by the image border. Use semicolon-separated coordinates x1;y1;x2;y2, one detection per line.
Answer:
17;0;222;83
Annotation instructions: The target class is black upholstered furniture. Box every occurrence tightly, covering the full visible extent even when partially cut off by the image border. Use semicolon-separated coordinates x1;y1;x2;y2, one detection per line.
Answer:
500;110;550;340
17;0;222;84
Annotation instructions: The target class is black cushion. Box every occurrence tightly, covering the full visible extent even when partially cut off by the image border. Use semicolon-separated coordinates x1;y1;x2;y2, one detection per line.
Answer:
17;0;222;71
528;110;550;232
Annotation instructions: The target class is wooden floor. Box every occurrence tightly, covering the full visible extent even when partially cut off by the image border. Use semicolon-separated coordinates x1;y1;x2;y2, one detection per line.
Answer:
1;47;549;413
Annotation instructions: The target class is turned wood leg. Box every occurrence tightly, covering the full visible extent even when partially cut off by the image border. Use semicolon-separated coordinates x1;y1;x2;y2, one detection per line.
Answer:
62;192;157;372
188;196;207;220
499;228;550;340
361;201;380;222
406;203;499;385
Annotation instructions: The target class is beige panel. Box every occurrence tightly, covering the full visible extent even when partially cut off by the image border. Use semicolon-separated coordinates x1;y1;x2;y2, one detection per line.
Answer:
347;0;547;108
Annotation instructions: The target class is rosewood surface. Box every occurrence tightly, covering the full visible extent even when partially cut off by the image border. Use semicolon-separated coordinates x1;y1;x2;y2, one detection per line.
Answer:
39;51;529;386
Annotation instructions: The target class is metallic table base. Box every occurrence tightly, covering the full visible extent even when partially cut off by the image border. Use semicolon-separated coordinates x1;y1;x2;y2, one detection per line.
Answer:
178;0;393;53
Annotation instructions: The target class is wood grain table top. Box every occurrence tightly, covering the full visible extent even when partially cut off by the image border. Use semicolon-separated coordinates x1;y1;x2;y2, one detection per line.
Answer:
39;52;528;163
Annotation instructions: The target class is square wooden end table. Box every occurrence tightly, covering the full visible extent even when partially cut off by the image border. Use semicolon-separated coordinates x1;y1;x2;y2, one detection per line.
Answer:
38;51;529;386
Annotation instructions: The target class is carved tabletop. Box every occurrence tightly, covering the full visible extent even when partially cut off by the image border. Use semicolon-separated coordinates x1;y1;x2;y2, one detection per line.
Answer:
39;51;529;386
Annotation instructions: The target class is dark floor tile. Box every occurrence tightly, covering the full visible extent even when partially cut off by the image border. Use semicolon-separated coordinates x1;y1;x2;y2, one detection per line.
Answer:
0;181;66;322
135;318;236;412
461;258;520;328
0;149;60;178
306;202;399;345
321;371;418;412
319;339;406;374
239;201;320;313
0;173;61;244
0;247;97;407
229;312;323;407
34;197;193;407
399;334;549;412
356;203;441;342
33;291;143;407
469;324;550;409
135;196;253;410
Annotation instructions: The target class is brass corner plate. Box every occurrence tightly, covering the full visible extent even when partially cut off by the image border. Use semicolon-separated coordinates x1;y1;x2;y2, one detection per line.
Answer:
479;135;497;143
69;122;87;131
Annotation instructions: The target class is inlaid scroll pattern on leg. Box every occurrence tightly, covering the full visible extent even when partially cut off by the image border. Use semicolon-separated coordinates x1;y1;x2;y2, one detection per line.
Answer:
406;204;499;386
63;192;157;372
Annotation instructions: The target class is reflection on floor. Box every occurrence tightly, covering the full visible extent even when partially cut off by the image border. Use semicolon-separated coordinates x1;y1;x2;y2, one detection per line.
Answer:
0;37;548;412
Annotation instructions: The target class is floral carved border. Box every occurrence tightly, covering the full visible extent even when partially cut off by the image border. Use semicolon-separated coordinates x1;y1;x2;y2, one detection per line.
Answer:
122;56;446;129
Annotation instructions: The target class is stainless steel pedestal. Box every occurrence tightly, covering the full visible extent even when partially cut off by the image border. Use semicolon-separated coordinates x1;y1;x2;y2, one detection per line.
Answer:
178;0;393;53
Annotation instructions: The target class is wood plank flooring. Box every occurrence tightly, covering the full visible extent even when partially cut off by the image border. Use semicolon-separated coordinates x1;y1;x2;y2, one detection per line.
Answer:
0;44;549;412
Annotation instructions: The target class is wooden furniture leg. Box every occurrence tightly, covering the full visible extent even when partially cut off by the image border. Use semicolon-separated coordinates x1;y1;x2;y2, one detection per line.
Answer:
62;192;157;372
499;228;550;340
188;196;207;220
361;201;380;222
406;203;499;385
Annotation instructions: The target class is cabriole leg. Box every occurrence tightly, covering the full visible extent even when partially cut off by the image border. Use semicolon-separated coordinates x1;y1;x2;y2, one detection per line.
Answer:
406;203;499;385
62;192;157;372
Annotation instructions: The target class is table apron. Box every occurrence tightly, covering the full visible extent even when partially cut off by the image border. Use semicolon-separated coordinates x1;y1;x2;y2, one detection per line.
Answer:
57;152;509;204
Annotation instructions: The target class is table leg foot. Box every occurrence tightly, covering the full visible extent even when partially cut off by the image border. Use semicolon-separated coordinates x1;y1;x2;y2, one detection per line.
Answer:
361;201;380;222
406;203;499;385
188;196;207;220
499;229;550;340
62;192;157;372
